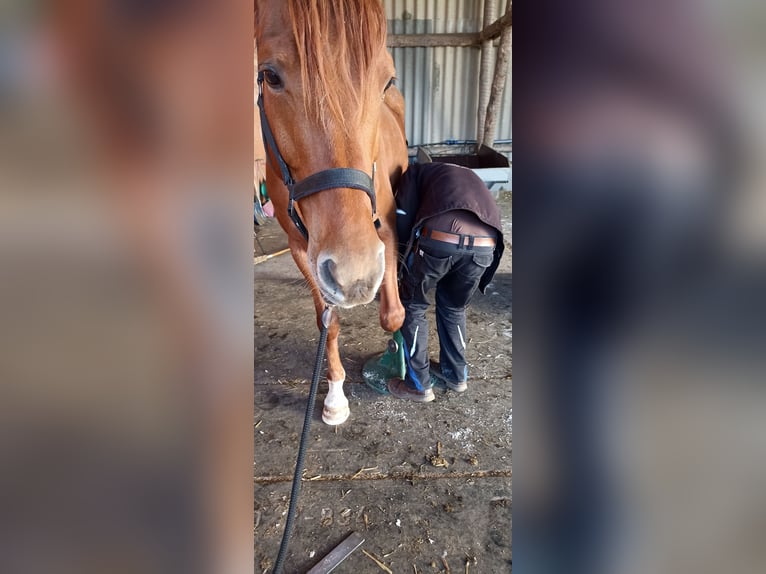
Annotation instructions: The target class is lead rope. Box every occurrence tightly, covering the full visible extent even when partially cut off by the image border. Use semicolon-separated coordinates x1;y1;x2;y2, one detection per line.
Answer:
272;306;334;574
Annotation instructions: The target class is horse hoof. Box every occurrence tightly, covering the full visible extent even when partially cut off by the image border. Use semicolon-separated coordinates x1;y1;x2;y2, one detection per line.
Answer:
322;405;350;426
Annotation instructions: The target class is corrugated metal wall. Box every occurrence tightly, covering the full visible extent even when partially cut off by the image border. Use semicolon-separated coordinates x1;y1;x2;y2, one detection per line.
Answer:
385;0;512;147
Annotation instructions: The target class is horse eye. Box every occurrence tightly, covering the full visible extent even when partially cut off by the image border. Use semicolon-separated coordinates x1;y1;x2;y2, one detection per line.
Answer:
384;77;396;93
263;69;283;89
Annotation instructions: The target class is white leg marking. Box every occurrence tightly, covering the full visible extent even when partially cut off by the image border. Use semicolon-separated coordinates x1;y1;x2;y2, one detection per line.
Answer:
322;378;350;426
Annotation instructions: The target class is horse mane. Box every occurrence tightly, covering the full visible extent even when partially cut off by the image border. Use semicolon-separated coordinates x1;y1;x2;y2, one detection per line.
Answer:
287;0;388;132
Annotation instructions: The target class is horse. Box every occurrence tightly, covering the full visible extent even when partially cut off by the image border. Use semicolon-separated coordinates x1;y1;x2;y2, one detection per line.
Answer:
255;0;408;425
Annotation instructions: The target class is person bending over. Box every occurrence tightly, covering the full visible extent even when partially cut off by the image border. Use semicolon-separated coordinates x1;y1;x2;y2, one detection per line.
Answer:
390;162;505;402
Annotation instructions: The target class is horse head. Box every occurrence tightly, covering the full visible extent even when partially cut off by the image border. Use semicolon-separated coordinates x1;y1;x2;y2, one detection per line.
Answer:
256;0;399;308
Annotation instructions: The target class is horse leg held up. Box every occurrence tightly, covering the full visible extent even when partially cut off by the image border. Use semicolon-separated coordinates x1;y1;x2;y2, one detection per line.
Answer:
376;219;405;333
373;169;406;334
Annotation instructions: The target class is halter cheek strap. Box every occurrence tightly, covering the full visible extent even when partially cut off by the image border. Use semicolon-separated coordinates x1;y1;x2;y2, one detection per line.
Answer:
257;72;379;241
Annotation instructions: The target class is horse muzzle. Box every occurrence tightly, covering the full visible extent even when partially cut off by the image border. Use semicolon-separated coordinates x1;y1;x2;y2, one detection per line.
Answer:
315;242;386;308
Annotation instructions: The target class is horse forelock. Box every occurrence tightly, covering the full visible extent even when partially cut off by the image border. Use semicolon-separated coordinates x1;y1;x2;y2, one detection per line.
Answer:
287;0;388;133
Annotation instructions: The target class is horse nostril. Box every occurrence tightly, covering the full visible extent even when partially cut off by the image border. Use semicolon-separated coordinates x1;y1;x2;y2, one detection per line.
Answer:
317;248;384;305
320;258;340;292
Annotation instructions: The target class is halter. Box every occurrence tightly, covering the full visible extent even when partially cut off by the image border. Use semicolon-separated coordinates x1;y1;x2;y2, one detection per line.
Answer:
256;72;379;241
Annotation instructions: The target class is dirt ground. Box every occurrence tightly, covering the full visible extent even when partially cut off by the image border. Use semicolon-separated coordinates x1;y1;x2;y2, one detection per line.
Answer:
254;191;512;573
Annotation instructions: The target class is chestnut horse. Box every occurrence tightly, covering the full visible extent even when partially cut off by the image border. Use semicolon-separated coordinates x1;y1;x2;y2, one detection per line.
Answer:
255;0;407;425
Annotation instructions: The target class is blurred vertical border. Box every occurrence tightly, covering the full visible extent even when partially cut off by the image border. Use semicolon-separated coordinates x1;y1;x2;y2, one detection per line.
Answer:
0;1;254;573
513;1;766;573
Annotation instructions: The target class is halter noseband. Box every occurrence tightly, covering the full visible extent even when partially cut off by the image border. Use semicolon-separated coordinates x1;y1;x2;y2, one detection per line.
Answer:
257;72;379;241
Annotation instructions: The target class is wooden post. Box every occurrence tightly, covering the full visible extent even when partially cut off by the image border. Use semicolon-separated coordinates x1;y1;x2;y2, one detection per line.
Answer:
482;1;512;148
479;8;513;43
476;0;497;147
386;33;479;48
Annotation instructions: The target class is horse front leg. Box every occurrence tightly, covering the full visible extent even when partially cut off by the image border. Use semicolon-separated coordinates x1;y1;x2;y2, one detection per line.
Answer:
288;238;350;426
317;304;349;425
376;219;405;333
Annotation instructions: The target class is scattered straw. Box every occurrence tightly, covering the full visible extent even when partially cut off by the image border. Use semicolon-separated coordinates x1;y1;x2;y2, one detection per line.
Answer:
352;466;379;479
427;442;449;468
362;550;393;573
382;544;402;558
254;248;290;265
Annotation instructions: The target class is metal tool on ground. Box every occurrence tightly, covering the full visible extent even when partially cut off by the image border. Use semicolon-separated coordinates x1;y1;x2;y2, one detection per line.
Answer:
306;531;366;574
361;330;406;394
